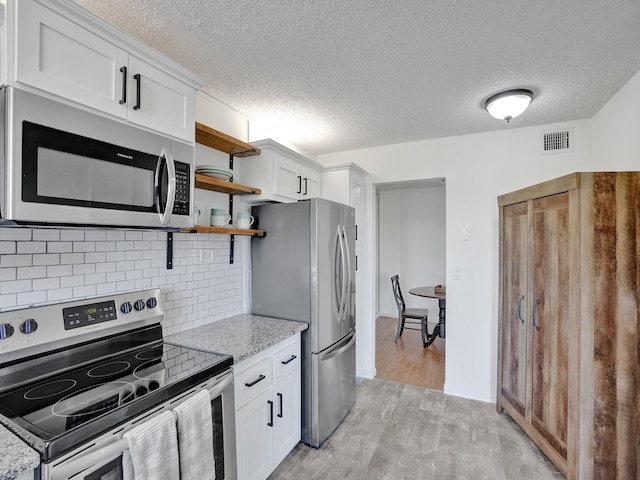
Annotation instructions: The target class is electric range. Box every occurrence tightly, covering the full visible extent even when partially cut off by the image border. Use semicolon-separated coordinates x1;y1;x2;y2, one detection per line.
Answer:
0;289;233;471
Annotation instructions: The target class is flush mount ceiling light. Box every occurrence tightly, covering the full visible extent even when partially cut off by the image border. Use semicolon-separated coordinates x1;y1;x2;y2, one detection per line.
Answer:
485;89;534;123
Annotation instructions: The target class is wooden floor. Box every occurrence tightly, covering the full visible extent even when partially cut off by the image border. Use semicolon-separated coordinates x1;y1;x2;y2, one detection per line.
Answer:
375;316;445;390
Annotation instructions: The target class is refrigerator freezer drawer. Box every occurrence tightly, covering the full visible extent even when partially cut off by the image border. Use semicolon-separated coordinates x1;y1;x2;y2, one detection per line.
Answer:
304;331;356;447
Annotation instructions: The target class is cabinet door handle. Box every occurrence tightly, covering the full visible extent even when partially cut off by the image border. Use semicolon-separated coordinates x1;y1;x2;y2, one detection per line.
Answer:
303;177;308;195
267;400;274;427
281;354;297;365
517;295;525;324
277;392;283;418
244;374;266;387
133;73;141;110
119;66;127;105
296;175;302;194
532;299;540;331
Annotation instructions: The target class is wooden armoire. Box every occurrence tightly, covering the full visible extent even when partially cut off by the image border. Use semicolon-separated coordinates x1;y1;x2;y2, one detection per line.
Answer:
497;172;639;479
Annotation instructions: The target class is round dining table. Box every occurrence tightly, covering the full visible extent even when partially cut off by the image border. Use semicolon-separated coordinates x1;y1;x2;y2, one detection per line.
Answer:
409;286;446;340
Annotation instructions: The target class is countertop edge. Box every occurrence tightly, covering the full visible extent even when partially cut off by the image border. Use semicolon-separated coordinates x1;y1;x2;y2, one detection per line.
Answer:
0;424;40;480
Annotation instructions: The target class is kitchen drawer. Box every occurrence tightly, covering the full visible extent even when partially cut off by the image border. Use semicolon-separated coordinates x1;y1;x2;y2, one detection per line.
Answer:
234;356;272;407
273;336;301;381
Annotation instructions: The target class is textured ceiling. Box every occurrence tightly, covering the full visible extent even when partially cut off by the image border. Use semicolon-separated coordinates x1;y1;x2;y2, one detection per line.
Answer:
73;0;640;155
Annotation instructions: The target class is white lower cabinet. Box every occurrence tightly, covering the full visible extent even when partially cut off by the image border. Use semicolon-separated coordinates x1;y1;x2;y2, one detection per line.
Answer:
234;333;301;480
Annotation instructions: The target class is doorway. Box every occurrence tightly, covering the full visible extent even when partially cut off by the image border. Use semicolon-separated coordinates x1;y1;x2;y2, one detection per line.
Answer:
374;178;446;390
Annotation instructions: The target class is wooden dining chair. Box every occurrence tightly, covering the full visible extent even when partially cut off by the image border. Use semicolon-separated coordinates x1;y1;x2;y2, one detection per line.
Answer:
391;275;429;345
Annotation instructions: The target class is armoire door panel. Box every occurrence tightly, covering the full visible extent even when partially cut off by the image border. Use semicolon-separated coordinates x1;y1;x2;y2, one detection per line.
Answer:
500;201;529;417
532;192;570;461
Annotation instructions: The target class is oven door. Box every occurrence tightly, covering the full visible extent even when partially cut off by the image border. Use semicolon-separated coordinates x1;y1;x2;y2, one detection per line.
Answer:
1;86;193;229
46;370;236;480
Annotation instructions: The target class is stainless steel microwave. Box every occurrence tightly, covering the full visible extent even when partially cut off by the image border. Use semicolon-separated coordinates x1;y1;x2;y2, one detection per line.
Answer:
0;86;194;229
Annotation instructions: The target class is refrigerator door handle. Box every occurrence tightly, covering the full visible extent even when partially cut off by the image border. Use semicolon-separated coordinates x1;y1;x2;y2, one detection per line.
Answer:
336;225;348;323
341;225;351;321
319;331;355;362
334;225;343;320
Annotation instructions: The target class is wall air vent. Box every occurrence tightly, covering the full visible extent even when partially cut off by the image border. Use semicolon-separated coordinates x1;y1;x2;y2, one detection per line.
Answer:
541;128;573;154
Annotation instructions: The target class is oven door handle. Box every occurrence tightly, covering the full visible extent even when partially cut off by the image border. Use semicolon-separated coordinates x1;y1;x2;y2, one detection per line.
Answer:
51;437;129;480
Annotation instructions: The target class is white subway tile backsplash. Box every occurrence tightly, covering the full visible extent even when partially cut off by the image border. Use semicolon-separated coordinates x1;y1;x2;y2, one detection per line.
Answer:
61;275;85;288
33;254;61;266
0;229;31;241
60;253;85;265
84;231;106;241
73;242;96;253
17;266;47;280
1;255;32;268
17;242;46;254
1;279;32;294
72;264;96;275
0;242;16;254
47;242;73;253
17;291;47;306
73;285;96;297
84;252;106;264
0;231;244;337
47;265;73;277
47;288;74;302
60;230;84;241
33;277;60;291
32;229;60;242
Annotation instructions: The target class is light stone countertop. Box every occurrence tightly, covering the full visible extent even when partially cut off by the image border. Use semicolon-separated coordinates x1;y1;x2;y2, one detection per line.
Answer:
165;314;308;362
0;425;39;480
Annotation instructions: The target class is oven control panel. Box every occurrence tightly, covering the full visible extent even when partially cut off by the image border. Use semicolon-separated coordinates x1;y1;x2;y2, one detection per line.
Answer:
63;300;117;330
0;288;163;360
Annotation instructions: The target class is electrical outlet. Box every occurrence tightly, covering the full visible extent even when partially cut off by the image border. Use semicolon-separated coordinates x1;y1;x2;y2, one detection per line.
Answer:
453;267;462;280
200;249;215;263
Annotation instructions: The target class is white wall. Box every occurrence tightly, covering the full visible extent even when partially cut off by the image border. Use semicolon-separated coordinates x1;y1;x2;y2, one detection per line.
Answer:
318;119;592;401
317;67;640;402
378;186;446;317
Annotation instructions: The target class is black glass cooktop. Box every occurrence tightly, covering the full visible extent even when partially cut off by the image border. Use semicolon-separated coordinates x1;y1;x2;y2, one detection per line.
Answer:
0;324;232;461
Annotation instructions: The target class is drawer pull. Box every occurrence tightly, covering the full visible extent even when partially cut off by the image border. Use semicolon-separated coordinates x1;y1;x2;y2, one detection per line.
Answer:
281;354;297;365
244;374;266;387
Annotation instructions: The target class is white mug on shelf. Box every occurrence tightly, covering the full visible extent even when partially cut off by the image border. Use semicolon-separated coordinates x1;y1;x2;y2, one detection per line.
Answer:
210;208;231;227
192;207;201;226
236;212;255;229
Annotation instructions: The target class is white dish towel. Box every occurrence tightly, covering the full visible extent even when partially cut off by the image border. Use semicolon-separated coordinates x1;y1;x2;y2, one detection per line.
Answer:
122;410;180;480
174;389;215;480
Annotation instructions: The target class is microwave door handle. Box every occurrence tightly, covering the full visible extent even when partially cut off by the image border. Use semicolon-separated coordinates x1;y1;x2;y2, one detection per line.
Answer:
158;148;176;225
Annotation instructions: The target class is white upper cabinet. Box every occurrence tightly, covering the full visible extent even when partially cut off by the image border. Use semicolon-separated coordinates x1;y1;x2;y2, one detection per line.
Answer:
236;139;322;203
321;163;368;246
9;0;202;142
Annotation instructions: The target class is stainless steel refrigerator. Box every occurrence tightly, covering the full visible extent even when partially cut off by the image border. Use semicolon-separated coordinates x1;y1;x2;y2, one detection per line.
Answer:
251;198;356;448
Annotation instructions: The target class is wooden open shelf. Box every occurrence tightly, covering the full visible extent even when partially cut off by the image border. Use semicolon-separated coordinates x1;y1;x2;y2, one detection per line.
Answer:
195;174;261;195
181;226;265;237
195;123;261;157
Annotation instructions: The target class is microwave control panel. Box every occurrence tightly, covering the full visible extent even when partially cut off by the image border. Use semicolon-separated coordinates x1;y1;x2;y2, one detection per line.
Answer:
173;162;191;216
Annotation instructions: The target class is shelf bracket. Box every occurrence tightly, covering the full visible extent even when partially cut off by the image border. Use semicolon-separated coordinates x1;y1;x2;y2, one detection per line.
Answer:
166;232;173;270
228;153;235;264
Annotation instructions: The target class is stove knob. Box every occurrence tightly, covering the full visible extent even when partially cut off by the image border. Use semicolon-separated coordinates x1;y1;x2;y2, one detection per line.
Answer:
20;319;38;334
120;302;132;314
136;385;148;397
0;323;15;340
146;297;157;309
134;300;145;311
148;380;160;391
